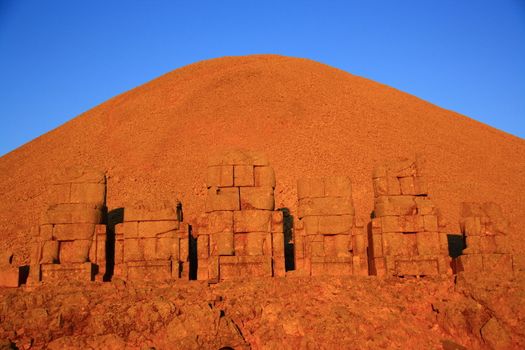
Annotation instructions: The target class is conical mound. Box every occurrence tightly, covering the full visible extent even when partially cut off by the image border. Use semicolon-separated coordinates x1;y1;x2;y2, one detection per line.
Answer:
1;54;524;260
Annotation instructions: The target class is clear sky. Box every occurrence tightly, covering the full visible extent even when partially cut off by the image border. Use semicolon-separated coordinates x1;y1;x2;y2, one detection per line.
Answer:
0;1;524;156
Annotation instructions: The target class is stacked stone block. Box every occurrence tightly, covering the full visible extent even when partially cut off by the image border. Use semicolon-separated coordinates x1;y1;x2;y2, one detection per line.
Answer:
456;202;514;275
370;158;450;277
195;150;285;282
0;252;19;288
30;167;107;283
114;202;189;281
294;177;368;276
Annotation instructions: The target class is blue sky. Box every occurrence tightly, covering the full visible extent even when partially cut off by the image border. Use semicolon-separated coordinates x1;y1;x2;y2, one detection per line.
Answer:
0;1;524;156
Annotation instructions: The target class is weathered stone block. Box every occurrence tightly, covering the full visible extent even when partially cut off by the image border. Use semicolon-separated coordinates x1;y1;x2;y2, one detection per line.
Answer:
246;232;267;256
219;256;273;280
272;232;285;256
386;176;401;195
0;268;19;288
464;235;481;254
39;224;53;240
482;254;513;275
206;187;240;212
423;215;438;232
208;256;219;282
207;165;234;188
479;235;497;254
41;241;59;263
211;232;235;256
142;238;158;260
494;235;511;254
352;234;366;255
233;210;271;233
374;196;416;217
415;197;435;215
48;183;71;204
206;210;233;234
382;233;417;257
254;166;276;188
123;239;143;262
125;260;173;281
416;232;441;255
298;197;355;218
297;178;324;199
59;240;91;263
462;217;482;236
310;240;325;257
271;211;284;232
413;176;428;195
43;203;102;224
197;258;209;280
352;255;369;276
41;262;95;282
370;234;383;258
240;186;274;210
301;216;319;235
179;238;189;261
372;177;388;197
125;206;178;222
324;177;352;197
70;183;105;206
119;221;138;239
273;257;286;277
234;165;254;186
53;223;96;241
399;177;415;195
138;220;179;238
197;235;209;258
456;254;483;273
381;216;402;233
395;259;439;276
318;215;353;234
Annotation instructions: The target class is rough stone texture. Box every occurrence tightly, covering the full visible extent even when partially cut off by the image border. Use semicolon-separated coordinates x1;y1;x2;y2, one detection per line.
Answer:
1;274;524;349
197;150;285;282
295;177;368;277
456;202;516;276
0;251;19;288
369;157;451;277
114;201;189;281
30;167;107;284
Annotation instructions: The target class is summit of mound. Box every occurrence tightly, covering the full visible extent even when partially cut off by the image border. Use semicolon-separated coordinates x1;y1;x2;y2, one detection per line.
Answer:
1;54;524;261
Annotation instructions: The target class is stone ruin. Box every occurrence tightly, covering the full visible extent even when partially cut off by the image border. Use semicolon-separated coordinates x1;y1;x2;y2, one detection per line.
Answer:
294;177;368;276
0;252;19;288
456;202;515;275
369;157;451;277
1;149;519;288
29;167;107;283
194;150;285;282
113;202;190;281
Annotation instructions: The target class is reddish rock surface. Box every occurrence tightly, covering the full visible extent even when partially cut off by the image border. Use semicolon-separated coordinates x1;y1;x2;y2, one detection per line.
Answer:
0;55;524;348
0;54;523;264
1;275;524;349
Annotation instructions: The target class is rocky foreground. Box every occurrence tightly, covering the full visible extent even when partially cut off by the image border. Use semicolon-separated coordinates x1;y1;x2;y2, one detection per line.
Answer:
1;274;523;350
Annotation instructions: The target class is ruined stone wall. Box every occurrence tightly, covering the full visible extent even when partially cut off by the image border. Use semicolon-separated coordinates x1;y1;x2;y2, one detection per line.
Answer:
294;177;368;276
456;202;515;275
194;150;285;282
29;167;107;283
113;202;189;281
369;157;451;277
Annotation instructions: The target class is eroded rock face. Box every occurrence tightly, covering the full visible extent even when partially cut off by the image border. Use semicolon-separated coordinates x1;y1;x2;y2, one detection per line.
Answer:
369;156;452;277
195;149;285;283
1;275;524;349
